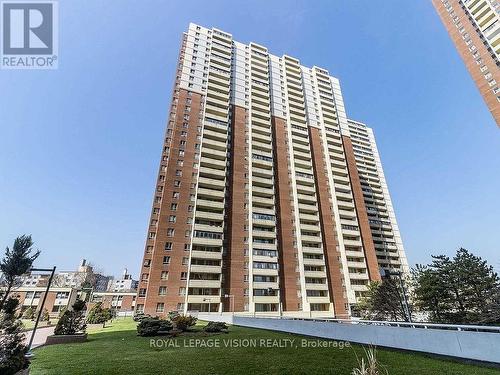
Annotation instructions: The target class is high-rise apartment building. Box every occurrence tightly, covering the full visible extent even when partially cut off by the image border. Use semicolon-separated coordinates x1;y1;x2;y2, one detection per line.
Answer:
136;23;408;318
432;0;500;126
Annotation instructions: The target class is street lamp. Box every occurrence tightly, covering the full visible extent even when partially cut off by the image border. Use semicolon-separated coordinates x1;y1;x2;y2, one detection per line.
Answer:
380;268;412;323
27;266;56;352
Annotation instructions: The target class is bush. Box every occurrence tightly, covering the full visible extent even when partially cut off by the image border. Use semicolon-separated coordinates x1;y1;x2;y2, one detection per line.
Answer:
40;308;50;322
54;299;86;335
172;315;197;331
86;302;112;324
22;306;34;319
133;312;151;322
203;321;228;333
58;307;67;319
167;310;180;321
137;317;172;337
0;298;29;375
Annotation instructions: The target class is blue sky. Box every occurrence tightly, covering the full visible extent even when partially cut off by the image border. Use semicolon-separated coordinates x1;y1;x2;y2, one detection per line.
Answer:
0;0;499;278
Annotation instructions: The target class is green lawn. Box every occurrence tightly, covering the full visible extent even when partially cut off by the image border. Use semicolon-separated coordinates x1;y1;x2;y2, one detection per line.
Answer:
21;319;55;330
30;318;499;375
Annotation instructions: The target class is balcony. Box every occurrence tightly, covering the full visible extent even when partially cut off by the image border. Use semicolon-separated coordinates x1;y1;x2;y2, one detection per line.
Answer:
191;250;222;260
253;295;280;304
194;223;223;233
196;199;224;210
197;187;224;199
190;264;222;274
192;236;223;247
187;295;221;304
195;210;224;221
188;279;221;288
304;270;327;278
305;283;328;290
198;176;225;190
200;157;226;170
252;230;276;240
302;257;325;266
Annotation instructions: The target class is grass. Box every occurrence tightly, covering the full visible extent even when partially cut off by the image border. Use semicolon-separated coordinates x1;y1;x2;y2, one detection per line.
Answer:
21;319;55;330
30;318;500;375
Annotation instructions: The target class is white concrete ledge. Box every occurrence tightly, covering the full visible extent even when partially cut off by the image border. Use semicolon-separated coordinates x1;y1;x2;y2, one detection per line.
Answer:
196;313;500;363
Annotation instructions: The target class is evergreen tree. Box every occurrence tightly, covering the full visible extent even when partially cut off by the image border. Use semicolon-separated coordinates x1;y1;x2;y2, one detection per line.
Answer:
413;248;500;324
0;298;29;375
0;235;40;310
357;278;412;322
54;299;86;335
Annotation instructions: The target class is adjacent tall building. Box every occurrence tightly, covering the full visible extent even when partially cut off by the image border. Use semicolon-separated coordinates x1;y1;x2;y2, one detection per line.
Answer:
433;0;500;126
136;24;409;318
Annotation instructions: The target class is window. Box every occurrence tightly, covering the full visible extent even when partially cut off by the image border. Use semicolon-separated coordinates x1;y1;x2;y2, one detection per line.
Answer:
174;180;181;188
176;160;184;166
184;244;190;251
136;304;144;313
138;288;147;297
176;170;182;177
181;272;188;280
156;303;165;312
182;257;189;265
169;215;176;223
163;256;171;264
179;287;186;296
171;203;178;210
143;259;151;267
148;232;156;239
158;286;167;296
179;150;185;157
161;271;169;280
141;273;149;281
172;192;180;199
167;228;175;237
165;242;173;251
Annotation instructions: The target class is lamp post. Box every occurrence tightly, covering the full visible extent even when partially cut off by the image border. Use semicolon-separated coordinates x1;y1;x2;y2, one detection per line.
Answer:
27;266;56;352
380;268;412;323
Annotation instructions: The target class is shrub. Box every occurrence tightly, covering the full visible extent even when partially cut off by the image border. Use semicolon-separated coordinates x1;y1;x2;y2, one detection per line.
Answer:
351;347;387;375
58;307;67;319
22;306;34;319
172;315;197;331
54;299;86;335
203;321;228;333
0;297;29;375
86;302;112;324
40;308;50;322
167;310;180;321
137;317;172;337
133;312;151;322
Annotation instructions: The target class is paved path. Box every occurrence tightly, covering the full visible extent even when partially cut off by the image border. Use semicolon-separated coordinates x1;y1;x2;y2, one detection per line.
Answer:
24;326;54;348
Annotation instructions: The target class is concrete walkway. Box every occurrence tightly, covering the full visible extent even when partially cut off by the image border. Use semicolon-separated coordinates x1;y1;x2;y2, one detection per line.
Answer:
23;326;54;348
